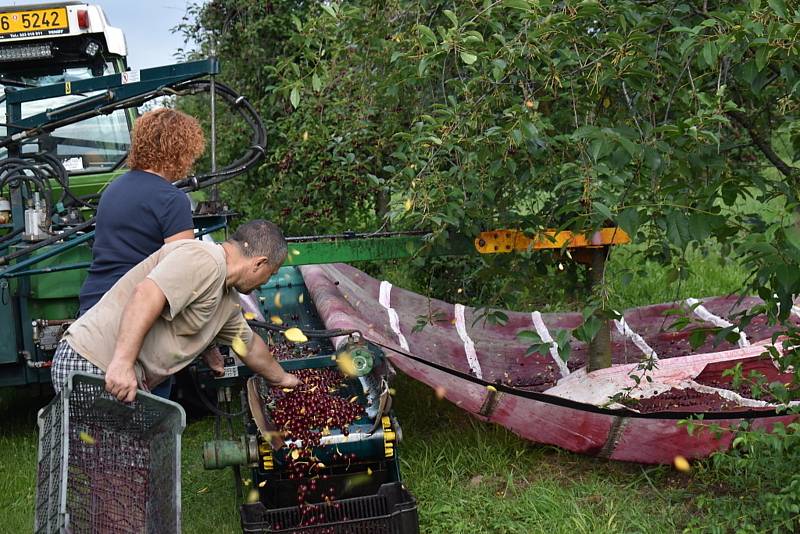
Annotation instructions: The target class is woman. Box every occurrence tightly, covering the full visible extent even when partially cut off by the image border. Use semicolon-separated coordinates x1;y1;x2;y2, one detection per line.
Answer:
78;108;206;396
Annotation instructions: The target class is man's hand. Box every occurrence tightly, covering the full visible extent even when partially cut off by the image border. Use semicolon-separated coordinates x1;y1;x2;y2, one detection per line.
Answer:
272;372;301;389
243;335;302;388
201;346;225;377
105;359;138;402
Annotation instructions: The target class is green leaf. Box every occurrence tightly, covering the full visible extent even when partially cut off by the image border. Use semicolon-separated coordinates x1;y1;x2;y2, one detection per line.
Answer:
311;73;322;92
755;46;769;72
768;0;787;17
321;4;337;18
702;41;718;67
593;201;613;222
290;87;300;109
416;24;437;45
617;207;640;237
750;0;762;8
503;0;530;10
443;9;458;27
460;51;478;65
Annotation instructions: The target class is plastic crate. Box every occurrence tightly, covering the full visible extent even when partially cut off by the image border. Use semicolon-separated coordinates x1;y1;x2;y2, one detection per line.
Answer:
34;372;186;534
241;482;418;534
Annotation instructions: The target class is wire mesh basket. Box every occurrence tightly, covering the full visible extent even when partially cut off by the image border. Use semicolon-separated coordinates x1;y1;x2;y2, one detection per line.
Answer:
34;372;186;534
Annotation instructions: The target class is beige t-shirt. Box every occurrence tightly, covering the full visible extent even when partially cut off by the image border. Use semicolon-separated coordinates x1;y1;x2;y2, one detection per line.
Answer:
64;240;254;388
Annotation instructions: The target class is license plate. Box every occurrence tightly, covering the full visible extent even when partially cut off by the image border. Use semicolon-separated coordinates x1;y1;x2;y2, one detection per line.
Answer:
0;8;68;39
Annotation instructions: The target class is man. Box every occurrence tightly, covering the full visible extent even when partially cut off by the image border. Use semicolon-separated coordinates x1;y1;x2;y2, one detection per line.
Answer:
53;219;299;401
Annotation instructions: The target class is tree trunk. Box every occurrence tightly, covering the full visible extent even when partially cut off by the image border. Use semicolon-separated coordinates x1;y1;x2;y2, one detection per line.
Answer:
587;247;612;372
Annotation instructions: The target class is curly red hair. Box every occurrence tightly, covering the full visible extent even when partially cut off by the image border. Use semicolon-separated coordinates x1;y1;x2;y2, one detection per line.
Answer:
127;108;205;181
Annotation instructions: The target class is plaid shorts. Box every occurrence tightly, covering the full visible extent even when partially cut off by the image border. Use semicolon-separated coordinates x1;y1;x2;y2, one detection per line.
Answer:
52;339;104;393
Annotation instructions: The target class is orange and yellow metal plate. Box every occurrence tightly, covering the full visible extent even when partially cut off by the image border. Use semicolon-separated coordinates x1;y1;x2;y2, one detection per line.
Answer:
474;228;629;254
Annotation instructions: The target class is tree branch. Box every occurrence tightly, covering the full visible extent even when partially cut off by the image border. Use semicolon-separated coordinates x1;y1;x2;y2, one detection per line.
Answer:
727;109;797;180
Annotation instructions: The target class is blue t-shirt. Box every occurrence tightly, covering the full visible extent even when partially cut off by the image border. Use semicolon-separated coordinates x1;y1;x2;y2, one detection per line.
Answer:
78;170;193;314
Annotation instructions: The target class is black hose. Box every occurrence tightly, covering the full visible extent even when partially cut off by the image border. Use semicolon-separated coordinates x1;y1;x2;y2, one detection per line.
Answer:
0;217;94;266
247;319;359;339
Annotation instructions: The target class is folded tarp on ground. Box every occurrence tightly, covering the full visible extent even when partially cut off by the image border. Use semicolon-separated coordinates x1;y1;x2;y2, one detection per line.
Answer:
300;263;798;464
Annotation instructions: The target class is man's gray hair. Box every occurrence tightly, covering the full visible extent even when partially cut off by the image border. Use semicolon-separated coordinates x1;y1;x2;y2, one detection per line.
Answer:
228;220;288;265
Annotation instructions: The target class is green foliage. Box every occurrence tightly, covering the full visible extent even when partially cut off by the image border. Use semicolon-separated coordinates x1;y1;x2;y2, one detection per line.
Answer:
181;0;800;338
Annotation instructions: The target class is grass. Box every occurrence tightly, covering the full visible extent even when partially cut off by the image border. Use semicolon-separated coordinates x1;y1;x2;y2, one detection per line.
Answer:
0;250;757;533
1;376;701;534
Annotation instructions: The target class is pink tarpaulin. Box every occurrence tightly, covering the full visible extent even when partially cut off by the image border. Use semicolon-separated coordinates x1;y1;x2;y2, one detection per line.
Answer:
300;263;798;464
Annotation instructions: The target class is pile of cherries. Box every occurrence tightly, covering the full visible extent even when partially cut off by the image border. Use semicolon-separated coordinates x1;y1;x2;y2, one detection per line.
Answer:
270;340;321;361
267;368;364;531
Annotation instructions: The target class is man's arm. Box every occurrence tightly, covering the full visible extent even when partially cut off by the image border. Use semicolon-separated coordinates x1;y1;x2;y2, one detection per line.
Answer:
164;229;194;243
244;335;300;388
105;279;166;401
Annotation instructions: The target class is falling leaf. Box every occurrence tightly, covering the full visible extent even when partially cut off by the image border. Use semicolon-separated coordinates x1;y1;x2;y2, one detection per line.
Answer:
243;478;252;486
79;431;96;445
525;100;535;109
367;467;373;476
336;352;358;377
270;315;283;325
302;131;309;142
487;385;497;393
298;294;304;304
673;455;691;473
258;481;267;488
231;336;249;358
388;388;396;395
317;462;326;469
403;198;413;212
243;312;256;320
284;327;308;343
349;396;358;403
558;262;564;271
246;489;260;504
291;449;301;460
435;386;446;400
291;249;300;256
196;486;209;494
274;292;282;308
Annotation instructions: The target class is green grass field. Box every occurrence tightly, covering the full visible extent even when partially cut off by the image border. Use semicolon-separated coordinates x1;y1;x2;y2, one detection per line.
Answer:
0;251;759;533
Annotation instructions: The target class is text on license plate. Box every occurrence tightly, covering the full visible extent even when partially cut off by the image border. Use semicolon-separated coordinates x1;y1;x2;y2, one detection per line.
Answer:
0;8;68;39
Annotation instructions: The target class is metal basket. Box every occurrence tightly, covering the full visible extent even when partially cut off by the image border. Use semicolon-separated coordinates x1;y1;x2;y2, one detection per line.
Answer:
34;372;186;534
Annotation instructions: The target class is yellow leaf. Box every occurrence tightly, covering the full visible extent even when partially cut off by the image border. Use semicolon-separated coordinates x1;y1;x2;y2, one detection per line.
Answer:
487;385;497;393
367;467;373;476
302;131;309;142
270;315;283;325
79;431;96;445
336;352;358;377
243;312;256;320
196;486;209;494
284;327;308;343
246;489;260;503
403;198;413;212
231;336;249;358
291;249;300;256
291;449;300;460
673;455;691;473
258;480;267;488
273;292;282;309
298;294;304;304
603;97;611;108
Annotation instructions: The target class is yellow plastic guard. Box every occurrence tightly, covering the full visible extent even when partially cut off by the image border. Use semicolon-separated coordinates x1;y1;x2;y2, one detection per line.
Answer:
382;416;395;458
474;228;629;254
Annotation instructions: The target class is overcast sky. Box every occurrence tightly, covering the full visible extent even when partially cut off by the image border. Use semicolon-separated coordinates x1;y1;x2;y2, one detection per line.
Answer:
8;1;201;68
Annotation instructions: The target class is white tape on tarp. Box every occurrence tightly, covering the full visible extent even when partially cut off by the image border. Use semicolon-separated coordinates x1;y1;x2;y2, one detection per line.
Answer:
378;281;410;351
686;297;749;348
454;304;483;379
613;316;659;362
531;311;570;378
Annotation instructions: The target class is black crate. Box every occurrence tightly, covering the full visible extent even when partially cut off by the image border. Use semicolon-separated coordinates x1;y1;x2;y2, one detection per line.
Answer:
241;482;418;534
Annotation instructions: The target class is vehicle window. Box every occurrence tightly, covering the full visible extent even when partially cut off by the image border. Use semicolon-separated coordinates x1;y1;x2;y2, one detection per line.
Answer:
0;63;131;173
